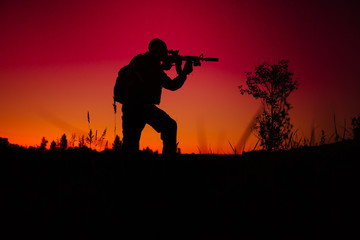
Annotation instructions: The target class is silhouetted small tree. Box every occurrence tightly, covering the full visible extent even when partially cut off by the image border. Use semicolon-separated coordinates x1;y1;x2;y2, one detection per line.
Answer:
50;140;57;150
239;60;299;151
39;137;48;151
60;134;68;151
112;135;122;151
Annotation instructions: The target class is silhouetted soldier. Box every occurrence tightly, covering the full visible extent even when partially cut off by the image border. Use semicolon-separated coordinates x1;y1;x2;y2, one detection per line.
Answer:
121;38;193;158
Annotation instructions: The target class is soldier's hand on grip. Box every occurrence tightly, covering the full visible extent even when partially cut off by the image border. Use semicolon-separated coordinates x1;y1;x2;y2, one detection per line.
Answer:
183;60;193;75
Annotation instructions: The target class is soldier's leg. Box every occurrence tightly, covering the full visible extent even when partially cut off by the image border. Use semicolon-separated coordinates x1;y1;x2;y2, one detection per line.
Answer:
145;105;177;157
122;104;146;155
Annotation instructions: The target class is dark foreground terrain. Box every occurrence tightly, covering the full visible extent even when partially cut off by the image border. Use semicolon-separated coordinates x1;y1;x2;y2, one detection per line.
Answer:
3;141;359;238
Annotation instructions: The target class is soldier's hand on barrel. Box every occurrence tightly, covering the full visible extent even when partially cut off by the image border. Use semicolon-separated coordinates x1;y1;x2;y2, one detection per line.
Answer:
183;60;193;75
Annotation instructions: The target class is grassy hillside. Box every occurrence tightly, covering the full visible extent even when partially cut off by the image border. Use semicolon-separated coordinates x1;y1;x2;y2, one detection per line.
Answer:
3;140;358;237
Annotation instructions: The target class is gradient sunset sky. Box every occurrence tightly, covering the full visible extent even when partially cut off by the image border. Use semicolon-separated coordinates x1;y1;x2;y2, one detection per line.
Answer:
1;0;360;153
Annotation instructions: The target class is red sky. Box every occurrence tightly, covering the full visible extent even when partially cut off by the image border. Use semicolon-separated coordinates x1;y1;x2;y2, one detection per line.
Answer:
1;0;360;153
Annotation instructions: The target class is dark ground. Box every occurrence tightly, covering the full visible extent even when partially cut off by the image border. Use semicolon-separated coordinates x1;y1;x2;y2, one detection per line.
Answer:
2;141;359;238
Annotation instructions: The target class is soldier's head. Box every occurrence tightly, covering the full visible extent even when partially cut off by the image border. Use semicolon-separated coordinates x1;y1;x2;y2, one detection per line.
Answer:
148;38;167;61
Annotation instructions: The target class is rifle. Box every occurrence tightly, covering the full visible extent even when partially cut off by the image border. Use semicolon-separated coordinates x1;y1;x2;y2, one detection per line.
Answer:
161;49;219;70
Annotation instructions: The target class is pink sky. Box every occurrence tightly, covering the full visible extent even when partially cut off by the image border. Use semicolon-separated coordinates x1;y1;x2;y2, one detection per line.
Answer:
1;0;360;153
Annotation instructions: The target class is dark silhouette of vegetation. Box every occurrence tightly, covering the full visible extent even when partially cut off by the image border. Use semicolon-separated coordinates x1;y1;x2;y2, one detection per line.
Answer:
85;111;107;151
86;129;95;149
112;135;122;151
86;111;94;149
50;140;57;150
352;114;360;141
60;134;68;151
2;135;358;237
1;114;360;238
143;146;159;154
239;60;299;151
98;128;107;150
38;137;48;151
0;137;10;149
78;135;86;149
320;130;326;145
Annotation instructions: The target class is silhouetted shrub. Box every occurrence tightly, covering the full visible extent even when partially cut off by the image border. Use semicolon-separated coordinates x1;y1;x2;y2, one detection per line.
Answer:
0;137;9;149
50;140;57;150
60;134;68;151
38;137;48;151
239;60;299;151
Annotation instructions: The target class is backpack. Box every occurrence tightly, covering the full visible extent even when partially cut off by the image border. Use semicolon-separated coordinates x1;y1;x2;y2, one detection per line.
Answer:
113;64;132;104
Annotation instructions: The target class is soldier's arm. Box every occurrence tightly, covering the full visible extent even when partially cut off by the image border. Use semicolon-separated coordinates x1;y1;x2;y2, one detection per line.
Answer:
161;72;187;91
162;60;192;91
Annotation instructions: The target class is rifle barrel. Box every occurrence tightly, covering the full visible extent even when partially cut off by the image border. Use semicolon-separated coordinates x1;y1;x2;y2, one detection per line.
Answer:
203;57;219;62
179;56;219;62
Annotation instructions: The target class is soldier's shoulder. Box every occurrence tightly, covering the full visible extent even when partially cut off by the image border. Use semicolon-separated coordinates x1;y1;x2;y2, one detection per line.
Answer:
131;53;147;64
130;53;151;71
